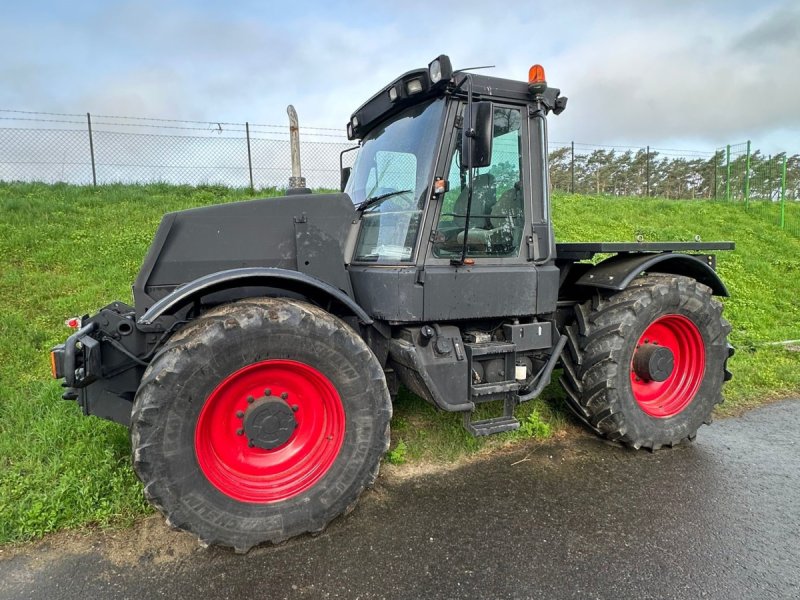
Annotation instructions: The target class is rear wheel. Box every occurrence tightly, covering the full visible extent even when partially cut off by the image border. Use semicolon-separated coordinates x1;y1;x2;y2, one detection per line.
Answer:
131;298;391;552
561;274;731;450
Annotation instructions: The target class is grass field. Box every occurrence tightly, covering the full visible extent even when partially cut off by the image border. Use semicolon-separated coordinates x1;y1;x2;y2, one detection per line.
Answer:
1;182;799;543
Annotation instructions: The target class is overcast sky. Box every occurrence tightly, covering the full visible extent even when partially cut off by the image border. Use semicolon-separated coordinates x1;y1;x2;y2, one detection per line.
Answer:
1;0;798;153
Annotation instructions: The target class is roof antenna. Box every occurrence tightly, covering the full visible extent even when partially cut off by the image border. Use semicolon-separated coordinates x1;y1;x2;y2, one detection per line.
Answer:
454;65;496;73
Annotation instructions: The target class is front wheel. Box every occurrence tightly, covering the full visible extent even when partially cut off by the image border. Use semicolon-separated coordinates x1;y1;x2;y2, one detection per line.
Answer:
561;274;731;450
130;298;391;552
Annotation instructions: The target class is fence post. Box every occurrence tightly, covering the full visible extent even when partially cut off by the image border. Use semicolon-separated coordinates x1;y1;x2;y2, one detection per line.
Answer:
570;141;575;193
767;154;772;201
645;145;650;197
780;153;787;229
713;150;717;200
725;144;731;202
744;139;751;208
86;112;97;186
245;122;254;192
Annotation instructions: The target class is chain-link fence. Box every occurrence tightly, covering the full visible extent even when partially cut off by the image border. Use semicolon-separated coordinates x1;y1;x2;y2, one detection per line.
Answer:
1;110;799;237
0;109;354;190
714;141;800;237
0;109;747;198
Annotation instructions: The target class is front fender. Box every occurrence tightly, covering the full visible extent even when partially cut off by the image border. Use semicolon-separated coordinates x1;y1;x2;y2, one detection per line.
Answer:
138;267;372;325
575;253;729;296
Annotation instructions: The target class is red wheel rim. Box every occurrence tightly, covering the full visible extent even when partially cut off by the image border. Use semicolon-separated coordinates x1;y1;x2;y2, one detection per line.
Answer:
195;360;345;503
630;314;705;418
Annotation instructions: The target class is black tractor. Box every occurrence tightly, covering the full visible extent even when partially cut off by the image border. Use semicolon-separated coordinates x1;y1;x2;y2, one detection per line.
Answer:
51;55;734;552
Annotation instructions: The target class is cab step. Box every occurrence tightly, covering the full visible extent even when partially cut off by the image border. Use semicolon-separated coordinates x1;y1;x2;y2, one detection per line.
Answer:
462;395;519;437
463;414;520;436
471;380;520;398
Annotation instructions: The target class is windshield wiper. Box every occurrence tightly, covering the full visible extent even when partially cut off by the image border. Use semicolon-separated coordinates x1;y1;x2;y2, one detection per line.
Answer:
356;189;412;212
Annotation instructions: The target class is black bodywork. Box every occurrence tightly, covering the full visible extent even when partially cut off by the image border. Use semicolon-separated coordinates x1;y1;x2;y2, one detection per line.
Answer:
52;58;734;434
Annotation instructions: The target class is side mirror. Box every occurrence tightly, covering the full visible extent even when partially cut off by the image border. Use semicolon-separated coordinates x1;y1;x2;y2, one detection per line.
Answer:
460;101;493;169
340;166;352;192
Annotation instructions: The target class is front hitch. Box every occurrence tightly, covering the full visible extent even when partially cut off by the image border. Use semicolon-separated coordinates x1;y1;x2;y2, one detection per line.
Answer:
50;321;99;388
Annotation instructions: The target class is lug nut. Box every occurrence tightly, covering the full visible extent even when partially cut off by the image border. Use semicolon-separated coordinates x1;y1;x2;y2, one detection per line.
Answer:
281;392;289;400
236;411;244;418
236;429;244;436
264;388;272;396
248;441;255;448
247;396;255;404
291;404;299;412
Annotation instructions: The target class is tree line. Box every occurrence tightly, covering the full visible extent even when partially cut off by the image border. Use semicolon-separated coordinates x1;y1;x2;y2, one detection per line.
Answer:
548;145;800;201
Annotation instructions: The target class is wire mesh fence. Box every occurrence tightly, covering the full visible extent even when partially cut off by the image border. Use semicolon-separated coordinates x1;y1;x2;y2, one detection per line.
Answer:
713;141;800;238
1;109;798;237
0;109;739;197
0;109;355;190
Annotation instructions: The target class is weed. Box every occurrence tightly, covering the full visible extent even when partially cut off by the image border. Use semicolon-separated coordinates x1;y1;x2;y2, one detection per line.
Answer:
386;440;408;465
518;409;552;439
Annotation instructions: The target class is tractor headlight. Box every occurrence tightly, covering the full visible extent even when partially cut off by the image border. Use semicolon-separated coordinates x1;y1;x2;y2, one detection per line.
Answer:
406;79;423;95
428;55;452;84
429;59;443;83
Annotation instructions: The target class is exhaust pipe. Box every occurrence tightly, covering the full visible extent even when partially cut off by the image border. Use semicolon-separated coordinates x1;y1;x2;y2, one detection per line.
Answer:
287;105;311;195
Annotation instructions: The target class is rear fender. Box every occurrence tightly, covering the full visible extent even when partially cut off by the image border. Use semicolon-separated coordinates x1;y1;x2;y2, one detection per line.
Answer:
575;253;729;296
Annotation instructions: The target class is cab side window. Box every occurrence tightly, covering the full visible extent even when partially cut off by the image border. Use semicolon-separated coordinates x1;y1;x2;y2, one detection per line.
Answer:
433;106;524;258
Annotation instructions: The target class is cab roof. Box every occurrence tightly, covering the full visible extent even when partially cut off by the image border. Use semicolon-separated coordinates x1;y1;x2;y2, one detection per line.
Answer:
347;62;535;141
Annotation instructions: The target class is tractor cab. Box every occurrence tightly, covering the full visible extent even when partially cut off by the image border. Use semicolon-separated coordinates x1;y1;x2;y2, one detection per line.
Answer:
343;56;568;322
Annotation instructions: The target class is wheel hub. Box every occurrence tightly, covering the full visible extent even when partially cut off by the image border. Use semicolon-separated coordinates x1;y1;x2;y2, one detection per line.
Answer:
633;343;674;382
242;395;297;450
195;359;345;503
629;314;706;418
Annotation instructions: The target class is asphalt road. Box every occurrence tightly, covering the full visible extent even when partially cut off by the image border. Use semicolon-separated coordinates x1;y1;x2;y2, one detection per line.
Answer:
2;400;799;599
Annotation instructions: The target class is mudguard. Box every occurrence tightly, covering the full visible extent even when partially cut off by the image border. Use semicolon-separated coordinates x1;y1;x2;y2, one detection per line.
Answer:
138;267;373;325
575;253;729;296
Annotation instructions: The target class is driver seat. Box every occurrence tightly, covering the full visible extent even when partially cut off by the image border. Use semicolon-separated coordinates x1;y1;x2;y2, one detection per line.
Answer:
457;182;524;254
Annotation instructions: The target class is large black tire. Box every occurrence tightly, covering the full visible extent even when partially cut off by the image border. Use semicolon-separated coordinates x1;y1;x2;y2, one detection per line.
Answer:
560;274;731;450
130;298;391;552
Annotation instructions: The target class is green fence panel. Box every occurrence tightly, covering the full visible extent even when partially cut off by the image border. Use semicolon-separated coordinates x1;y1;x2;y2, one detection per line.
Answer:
715;142;800;239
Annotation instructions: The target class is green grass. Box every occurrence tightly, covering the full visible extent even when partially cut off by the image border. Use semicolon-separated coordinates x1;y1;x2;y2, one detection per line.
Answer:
1;183;798;544
0;183;274;543
553;193;800;406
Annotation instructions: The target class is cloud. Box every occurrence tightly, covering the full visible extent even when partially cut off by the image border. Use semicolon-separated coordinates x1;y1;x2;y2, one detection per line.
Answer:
0;0;796;153
736;3;800;51
546;1;800;148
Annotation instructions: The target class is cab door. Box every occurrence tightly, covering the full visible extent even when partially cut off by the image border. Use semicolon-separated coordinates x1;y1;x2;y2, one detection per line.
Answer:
421;103;541;321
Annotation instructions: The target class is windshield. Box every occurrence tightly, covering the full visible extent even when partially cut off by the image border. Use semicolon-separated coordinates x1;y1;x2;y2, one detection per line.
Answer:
347;98;445;262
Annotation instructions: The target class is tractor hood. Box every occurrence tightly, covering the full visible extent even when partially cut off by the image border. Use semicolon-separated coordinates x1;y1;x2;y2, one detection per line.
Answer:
132;192;357;312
